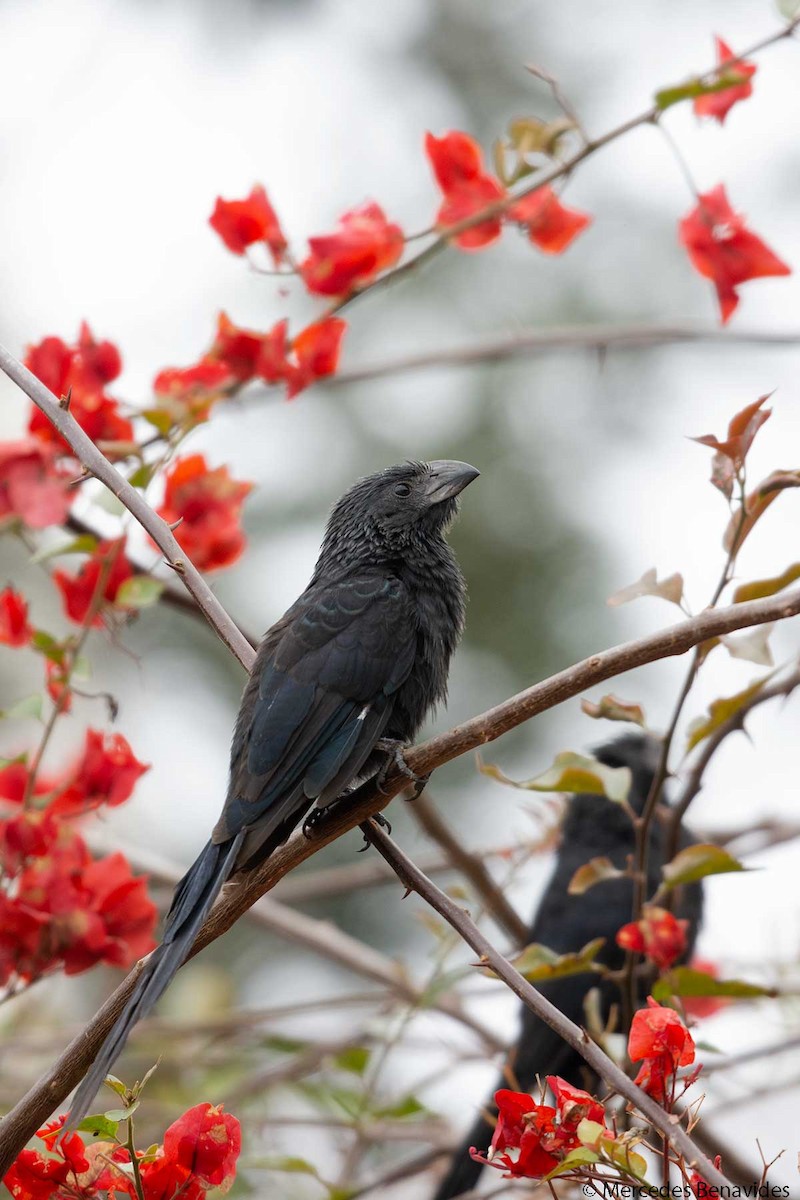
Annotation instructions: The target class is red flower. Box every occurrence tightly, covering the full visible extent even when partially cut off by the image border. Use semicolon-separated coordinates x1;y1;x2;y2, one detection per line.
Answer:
426;131;506;249
156;454;252;572
546;1076;605;1129
255;317;347;399
0;808;60;875
53;539;134;627
629;997;696;1104
616;906;689;970
300;202;404;296
4;1116;90;1200
0;440;72;529
679;185;791;323
210;312;264;381
54;728;150;815
162;1103;241;1189
45;658;72;712
470;1089;560;1179
0;761;50;807
0;587;32;647
508;186;591;254
209;184;287;263
76;851;158;967
694;37;756;124
153;358;233;422
26;324;132;452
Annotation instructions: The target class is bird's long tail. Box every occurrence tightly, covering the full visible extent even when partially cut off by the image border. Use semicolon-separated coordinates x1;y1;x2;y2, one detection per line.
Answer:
67;832;244;1128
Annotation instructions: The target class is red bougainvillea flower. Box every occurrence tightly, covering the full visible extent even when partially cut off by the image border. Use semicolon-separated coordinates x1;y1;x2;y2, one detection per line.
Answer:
0;440;72;529
694;37;756;124
508;186;591;254
153;358;234;423
53;728;150;815
0;587;32;647
546;1076;605;1130
209;184;287;263
162;1102;242;1189
256;317;347;399
616;905;689;970
0;761;55;808
679;185;791;323
14;838;157;976
629;997;696;1104
300;202;404;296
26;324;132;453
683;958;730;1020
52;538;134;627
45;658;72;713
426;130;506;249
0;808;60;875
3;1115;89;1200
157;454;253;572
210;311;265;381
470;1089;561;1179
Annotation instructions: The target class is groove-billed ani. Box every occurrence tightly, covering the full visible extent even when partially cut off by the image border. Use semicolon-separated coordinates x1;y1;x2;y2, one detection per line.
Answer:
432;733;703;1200
68;458;479;1126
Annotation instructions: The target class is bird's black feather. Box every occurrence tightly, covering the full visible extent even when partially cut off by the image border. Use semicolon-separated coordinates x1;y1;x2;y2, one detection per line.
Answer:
67;459;478;1127
432;733;704;1200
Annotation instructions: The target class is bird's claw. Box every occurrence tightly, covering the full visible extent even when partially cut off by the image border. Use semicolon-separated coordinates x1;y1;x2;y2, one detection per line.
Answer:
358;811;392;851
302;807;328;840
374;738;430;799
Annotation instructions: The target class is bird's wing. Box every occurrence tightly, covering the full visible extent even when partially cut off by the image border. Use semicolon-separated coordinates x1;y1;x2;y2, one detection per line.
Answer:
213;572;416;853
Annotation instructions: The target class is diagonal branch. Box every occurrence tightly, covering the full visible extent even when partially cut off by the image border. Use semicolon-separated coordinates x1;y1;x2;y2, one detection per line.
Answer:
361;819;731;1190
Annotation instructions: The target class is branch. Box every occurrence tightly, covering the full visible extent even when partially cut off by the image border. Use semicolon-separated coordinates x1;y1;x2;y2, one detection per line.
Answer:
325;325;800;387
410;791;528;945
0;343;256;672
361;819;731;1191
2;582;799;1168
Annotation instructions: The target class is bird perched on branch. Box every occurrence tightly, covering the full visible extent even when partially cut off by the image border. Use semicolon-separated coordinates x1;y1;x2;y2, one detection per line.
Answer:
68;458;479;1127
432;732;703;1200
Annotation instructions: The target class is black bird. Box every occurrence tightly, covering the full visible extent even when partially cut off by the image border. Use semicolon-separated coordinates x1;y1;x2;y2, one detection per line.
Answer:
68;458;479;1126
432;733;703;1200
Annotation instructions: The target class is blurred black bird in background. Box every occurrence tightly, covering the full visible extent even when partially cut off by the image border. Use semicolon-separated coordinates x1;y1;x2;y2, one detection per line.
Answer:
68;458;479;1126
432;733;703;1200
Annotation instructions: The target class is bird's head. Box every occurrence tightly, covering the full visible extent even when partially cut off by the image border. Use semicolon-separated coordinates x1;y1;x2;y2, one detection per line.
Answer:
318;459;479;569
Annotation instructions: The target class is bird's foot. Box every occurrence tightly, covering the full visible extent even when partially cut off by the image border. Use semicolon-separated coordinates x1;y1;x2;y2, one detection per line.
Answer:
302;806;328;840
357;811;392;852
374;738;430;799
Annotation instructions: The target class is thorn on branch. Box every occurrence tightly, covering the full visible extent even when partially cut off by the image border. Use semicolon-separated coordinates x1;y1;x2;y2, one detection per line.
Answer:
167;517;184;531
168;559;186;575
59;386;72;411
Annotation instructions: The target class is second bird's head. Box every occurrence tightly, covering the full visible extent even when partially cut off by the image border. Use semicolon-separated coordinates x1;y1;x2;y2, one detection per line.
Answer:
319;459;480;567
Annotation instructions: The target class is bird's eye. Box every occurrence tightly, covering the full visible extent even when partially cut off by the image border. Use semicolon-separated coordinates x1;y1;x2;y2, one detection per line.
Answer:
394;482;412;497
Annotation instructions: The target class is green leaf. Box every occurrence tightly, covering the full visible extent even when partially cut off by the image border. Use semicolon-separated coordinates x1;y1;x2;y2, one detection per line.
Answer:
480;751;631;804
652;966;772;1002
655;68;756;112
734;562;800;604
372;1094;427;1120
604;1139;649;1180
581;694;646;727
568;856;626;896
128;463;155;489
78;1115;120;1139
30;534;98;564
333;1046;370;1076
103;1074;128;1098
30;631;66;663
2;694;43;722
504;937;606;983
686;677;771;751
251;1155;321;1177
542;1145;599;1180
142;408;175;437
116;576;164;609
662;843;747;889
104;1100;140;1122
260;1034;308;1054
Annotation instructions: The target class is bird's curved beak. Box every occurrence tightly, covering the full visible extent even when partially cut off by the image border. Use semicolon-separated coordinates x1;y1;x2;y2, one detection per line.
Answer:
424;460;480;504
